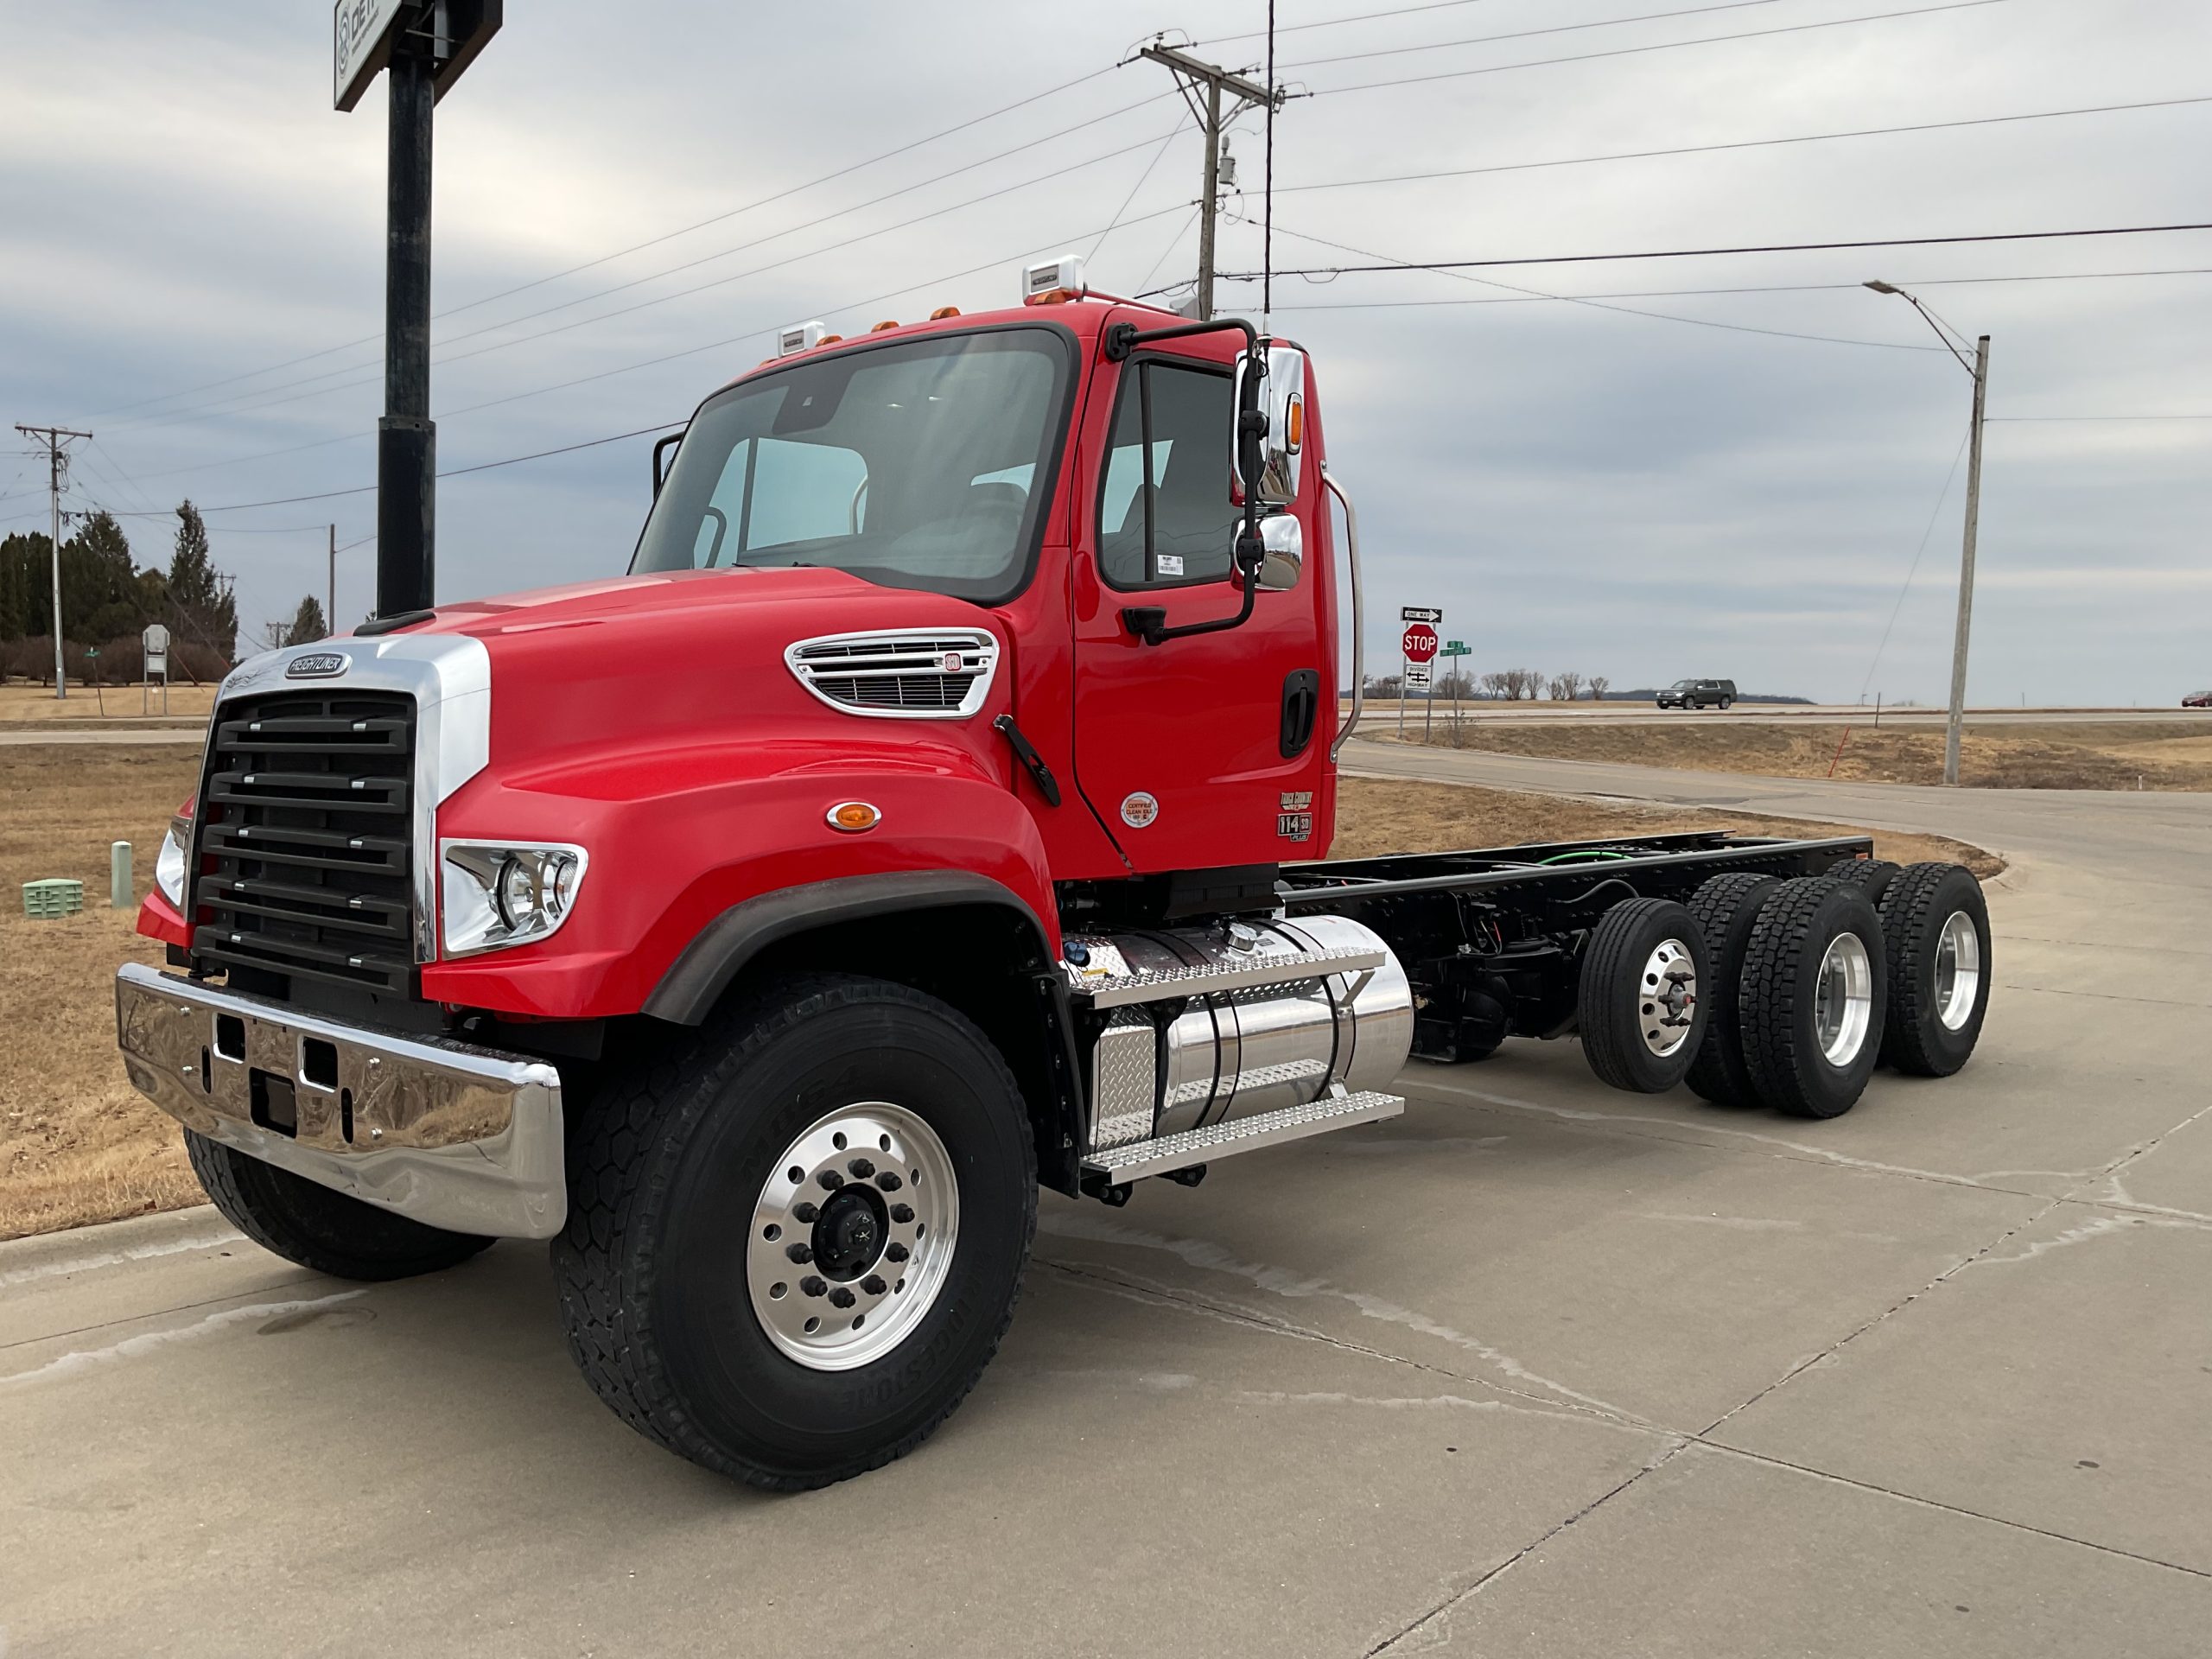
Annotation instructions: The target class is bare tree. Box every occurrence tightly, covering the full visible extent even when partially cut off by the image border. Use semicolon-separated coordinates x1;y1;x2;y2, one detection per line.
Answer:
1587;675;1611;702
1480;671;1510;700
1550;671;1584;702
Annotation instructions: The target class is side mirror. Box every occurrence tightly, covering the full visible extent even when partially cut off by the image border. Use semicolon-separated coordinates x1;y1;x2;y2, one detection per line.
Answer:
1255;516;1302;593
1230;343;1307;509
652;430;683;498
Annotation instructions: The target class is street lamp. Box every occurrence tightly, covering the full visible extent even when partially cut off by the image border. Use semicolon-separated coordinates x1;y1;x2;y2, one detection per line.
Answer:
1866;280;1990;787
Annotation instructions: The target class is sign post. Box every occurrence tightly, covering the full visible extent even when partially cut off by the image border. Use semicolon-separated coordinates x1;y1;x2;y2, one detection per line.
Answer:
142;623;169;715
1401;609;1441;745
1440;639;1471;735
334;1;503;620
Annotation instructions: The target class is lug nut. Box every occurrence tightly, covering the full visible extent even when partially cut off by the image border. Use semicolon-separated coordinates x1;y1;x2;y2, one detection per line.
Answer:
785;1242;813;1263
885;1242;909;1263
861;1274;887;1296
890;1203;915;1224
817;1169;843;1190
799;1275;826;1298
791;1201;819;1224
828;1287;857;1310
847;1157;874;1179
874;1172;903;1192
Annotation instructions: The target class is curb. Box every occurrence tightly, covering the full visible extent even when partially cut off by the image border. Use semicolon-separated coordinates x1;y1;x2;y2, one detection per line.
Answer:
0;1205;238;1285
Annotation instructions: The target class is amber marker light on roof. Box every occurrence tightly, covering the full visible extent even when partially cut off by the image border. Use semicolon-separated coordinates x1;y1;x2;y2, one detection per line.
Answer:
871;320;899;332
929;306;962;320
827;801;881;833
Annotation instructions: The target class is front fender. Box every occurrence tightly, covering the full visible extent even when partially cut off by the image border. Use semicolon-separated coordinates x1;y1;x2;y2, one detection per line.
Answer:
419;740;1058;1020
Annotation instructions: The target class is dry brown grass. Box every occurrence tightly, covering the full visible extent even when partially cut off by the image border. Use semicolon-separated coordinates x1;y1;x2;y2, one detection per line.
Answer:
0;682;215;727
0;746;1995;1242
0;745;205;1239
1415;718;2212;791
1330;776;2002;877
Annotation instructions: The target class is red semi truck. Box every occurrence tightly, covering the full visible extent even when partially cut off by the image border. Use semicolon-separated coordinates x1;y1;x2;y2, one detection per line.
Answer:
117;257;1993;1488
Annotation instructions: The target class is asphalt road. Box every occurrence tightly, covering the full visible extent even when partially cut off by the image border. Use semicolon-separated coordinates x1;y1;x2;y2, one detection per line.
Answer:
4;744;2208;1656
1351;702;2212;729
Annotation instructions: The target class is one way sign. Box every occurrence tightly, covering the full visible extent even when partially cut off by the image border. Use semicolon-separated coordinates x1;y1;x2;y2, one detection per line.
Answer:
1400;605;1442;624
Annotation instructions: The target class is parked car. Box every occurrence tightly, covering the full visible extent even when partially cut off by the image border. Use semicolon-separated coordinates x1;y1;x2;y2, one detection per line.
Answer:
2184;690;2212;709
1656;677;1736;709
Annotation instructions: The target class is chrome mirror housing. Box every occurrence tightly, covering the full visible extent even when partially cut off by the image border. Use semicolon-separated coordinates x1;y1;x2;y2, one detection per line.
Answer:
1255;515;1303;592
1231;343;1307;509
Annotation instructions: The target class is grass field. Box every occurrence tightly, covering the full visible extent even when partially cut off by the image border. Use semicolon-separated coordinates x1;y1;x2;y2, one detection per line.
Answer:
1412;717;2212;790
0;682;216;727
0;745;1993;1241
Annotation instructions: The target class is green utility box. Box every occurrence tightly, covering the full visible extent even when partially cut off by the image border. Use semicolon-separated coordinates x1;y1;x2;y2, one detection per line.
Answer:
22;879;85;919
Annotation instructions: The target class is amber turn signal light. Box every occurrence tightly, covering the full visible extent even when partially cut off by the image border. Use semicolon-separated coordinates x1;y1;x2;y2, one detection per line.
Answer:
827;801;881;833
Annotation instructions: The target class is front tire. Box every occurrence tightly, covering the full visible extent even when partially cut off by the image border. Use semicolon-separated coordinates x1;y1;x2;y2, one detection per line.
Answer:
184;1131;494;1281
552;975;1036;1490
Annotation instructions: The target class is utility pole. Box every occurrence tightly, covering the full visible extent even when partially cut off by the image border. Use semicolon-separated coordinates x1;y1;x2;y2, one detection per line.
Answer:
378;24;436;620
1944;334;1991;788
1135;41;1279;320
15;424;92;699
1865;282;1989;788
328;524;338;635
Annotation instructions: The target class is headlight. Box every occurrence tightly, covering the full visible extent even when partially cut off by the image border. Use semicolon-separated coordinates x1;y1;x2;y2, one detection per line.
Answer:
441;842;588;957
156;811;192;908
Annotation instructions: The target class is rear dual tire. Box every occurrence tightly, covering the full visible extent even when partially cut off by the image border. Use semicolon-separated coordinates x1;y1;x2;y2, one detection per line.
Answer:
1738;878;1888;1119
1579;899;1712;1093
1878;862;1991;1076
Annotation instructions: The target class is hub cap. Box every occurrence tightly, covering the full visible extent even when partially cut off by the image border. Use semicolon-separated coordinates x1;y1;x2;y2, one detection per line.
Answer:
1814;932;1874;1065
1637;938;1699;1058
747;1103;957;1371
1935;909;1981;1031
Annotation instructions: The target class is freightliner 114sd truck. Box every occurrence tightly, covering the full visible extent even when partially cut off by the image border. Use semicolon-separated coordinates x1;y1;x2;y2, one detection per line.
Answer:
118;256;1993;1489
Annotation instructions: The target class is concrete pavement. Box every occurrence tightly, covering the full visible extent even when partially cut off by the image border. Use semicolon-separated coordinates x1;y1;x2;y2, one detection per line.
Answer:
3;743;2208;1656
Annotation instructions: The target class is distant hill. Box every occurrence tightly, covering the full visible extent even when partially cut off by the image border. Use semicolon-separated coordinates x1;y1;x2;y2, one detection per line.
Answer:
1609;690;1815;704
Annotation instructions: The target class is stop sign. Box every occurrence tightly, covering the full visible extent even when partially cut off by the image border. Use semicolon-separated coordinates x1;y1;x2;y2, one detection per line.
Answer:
1402;623;1439;664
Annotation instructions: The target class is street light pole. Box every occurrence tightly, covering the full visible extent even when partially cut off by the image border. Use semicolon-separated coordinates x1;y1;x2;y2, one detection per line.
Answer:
1865;282;1989;786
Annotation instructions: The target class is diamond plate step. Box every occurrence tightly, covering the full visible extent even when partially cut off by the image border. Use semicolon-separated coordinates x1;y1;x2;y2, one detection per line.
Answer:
1067;945;1386;1008
1081;1090;1404;1184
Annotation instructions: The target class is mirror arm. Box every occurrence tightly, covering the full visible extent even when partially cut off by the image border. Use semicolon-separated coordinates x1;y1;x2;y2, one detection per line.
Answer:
652;429;685;497
1106;315;1272;648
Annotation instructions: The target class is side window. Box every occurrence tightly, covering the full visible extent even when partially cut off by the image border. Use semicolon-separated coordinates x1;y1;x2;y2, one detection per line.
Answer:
1096;359;1236;589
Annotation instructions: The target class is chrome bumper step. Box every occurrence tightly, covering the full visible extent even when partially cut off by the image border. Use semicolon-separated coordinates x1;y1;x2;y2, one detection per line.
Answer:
1081;1090;1405;1185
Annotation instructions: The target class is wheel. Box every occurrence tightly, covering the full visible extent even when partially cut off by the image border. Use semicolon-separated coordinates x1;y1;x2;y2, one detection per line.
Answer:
1738;879;1887;1119
552;975;1036;1490
1719;696;1732;710
1878;862;1991;1076
1578;898;1711;1093
1683;872;1780;1108
1825;855;1901;903
184;1130;494;1281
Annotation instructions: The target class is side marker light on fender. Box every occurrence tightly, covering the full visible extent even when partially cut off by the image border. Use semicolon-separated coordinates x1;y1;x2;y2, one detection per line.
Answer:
828;802;881;833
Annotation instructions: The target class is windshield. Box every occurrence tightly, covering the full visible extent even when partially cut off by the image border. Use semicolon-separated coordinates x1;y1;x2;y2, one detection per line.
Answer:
632;327;1071;603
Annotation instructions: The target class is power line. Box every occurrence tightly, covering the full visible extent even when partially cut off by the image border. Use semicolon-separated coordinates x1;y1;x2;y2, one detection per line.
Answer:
1272;94;2212;200
1089;117;1191;262
1281;0;1784;68
86;65;1130;423
1986;413;2212;421
1253;267;2212;310
1219;221;2212;279
1860;429;1970;703
1197;0;1507;46
1308;0;2012;98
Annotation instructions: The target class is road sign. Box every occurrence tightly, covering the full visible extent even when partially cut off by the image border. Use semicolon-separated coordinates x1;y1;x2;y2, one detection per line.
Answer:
1402;623;1439;664
1404;661;1433;690
335;0;503;111
1400;606;1442;624
1440;640;1471;658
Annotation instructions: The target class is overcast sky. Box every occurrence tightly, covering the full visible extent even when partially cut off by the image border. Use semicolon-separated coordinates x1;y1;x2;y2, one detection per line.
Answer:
3;0;2206;702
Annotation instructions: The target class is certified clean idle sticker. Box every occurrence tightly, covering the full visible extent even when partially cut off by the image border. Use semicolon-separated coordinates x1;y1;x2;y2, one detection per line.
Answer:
1119;791;1160;829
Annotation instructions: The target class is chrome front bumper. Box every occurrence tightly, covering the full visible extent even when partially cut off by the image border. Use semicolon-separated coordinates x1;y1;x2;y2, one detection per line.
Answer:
115;963;566;1239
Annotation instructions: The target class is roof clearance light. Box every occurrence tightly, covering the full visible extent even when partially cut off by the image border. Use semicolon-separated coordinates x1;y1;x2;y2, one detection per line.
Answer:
930;305;962;321
870;319;899;332
1021;253;1087;305
778;321;827;357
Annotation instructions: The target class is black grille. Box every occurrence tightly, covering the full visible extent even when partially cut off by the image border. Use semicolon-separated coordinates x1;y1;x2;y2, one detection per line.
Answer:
189;690;416;993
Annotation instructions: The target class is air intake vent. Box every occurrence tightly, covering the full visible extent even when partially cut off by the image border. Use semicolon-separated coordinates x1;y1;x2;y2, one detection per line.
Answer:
785;629;1001;720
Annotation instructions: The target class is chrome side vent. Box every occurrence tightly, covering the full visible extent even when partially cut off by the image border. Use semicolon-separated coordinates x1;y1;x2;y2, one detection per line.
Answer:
785;628;1001;720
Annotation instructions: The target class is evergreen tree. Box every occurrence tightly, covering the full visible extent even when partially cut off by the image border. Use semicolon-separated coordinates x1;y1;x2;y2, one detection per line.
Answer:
60;511;143;640
284;594;328;645
0;531;45;640
168;500;238;657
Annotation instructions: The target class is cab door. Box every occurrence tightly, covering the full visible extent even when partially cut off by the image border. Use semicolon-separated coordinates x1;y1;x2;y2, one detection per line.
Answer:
1070;339;1331;874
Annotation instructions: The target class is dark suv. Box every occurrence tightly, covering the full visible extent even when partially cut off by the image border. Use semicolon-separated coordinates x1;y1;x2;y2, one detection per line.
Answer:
1656;677;1736;710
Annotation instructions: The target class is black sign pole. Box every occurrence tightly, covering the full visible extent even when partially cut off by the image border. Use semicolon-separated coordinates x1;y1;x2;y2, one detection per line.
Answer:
376;16;435;619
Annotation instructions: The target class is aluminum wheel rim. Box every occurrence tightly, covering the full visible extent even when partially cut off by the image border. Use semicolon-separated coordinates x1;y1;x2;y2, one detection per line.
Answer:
1814;932;1874;1066
1934;910;1981;1031
1637;938;1699;1058
747;1102;958;1372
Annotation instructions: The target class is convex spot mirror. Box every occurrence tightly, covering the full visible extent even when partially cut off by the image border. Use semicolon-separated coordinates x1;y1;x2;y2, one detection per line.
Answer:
1255;516;1302;593
1230;343;1306;510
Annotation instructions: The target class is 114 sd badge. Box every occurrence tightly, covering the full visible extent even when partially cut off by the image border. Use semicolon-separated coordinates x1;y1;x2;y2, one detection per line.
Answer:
1277;791;1314;843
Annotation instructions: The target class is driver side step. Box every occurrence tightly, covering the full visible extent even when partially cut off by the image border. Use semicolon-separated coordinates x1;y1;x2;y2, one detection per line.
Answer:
1081;1090;1404;1185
